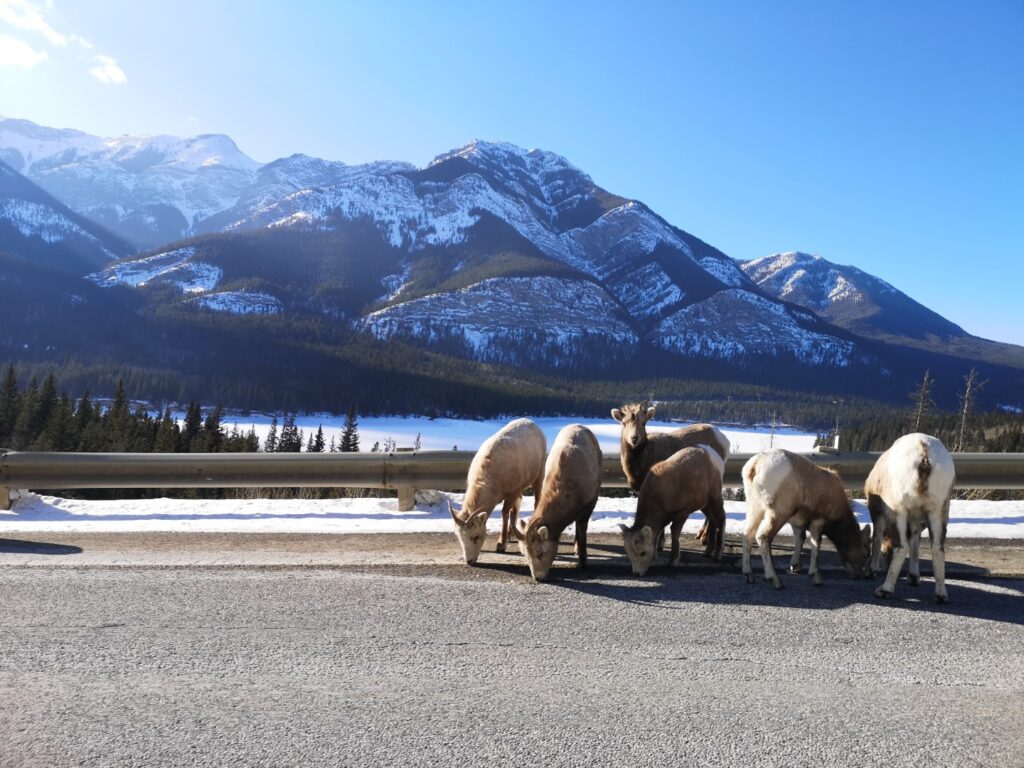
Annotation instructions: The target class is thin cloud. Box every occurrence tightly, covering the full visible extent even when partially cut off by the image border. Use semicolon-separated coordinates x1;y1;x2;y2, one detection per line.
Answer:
0;0;126;82
89;53;125;85
0;0;66;47
0;32;47;67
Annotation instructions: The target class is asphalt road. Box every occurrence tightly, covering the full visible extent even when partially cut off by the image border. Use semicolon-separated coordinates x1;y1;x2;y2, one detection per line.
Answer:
1;543;1023;767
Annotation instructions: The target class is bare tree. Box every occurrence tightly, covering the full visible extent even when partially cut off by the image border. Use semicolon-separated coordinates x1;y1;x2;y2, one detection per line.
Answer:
955;368;986;452
910;370;935;432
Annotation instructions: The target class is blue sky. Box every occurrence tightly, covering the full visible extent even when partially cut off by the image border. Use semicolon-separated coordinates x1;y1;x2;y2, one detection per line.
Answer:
2;0;1022;344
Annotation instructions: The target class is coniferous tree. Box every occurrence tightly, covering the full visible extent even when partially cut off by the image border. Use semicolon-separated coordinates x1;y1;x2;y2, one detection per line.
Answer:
11;376;39;449
182;401;203;452
277;413;302;452
340;405;360;452
264;416;278;452
202;405;224;452
154;406;180;452
309;425;325;453
0;364;19;445
104;379;134;451
36;392;77;451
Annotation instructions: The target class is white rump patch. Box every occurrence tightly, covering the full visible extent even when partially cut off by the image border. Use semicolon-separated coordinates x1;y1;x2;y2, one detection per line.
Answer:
698;443;726;479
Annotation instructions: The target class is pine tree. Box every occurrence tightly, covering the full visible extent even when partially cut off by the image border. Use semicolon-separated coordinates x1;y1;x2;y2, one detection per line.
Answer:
202;405;224;452
11;376;39;449
182;401;203;452
910;370;935;432
0;364;19;445
154;406;180;452
265;416;278;452
309;425;325;453
277;413;302;452
104;379;134;451
35;392;77;451
340;405;360;452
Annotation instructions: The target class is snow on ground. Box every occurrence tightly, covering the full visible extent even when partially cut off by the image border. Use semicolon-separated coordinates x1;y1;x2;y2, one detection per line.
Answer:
3;492;1022;539
211;413;818;454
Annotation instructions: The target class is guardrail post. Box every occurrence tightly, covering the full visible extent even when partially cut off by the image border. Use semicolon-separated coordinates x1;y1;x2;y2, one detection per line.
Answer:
397;485;415;512
1;487;10;511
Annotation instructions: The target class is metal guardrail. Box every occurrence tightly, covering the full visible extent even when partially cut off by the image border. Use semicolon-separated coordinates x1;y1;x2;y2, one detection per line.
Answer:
2;449;1023;511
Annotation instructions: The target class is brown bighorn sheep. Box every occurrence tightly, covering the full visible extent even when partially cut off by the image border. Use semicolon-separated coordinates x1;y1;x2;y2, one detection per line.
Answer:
742;449;870;588
611;403;729;549
865;433;955;603
620;445;726;577
512;424;602;581
448;418;546;564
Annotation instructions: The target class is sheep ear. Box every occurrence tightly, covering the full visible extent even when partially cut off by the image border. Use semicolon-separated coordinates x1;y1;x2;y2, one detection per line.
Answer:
618;523;630;535
611;408;624;422
640;525;654;542
537;525;550;541
471;508;490;522
861;524;872;544
644;407;656;422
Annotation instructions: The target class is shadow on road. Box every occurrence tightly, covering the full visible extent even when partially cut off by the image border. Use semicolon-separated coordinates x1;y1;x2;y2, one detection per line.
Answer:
0;538;84;556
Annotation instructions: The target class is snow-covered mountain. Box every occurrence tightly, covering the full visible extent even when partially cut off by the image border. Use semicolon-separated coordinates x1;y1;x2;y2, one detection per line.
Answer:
0;160;132;274
4;117;1022;388
0;118;259;247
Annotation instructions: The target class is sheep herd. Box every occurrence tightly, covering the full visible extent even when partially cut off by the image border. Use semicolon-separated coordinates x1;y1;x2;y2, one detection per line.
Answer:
447;403;957;603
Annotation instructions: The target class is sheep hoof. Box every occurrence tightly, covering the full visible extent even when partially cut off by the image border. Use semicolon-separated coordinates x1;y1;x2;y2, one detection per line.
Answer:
744;573;756;584
788;565;801;574
907;575;920;587
770;578;783;590
934;593;948;604
495;542;506;554
812;574;824;587
874;587;892;599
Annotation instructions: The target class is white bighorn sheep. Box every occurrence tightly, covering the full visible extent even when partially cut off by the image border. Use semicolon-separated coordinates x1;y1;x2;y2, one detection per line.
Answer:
865;433;955;603
611;403;729;550
449;418;546;564
620;445;727;577
513;424;602;582
742;449;870;588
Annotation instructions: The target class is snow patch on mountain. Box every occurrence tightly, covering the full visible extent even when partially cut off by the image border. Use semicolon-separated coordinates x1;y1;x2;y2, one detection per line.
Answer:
87;246;221;293
603;260;686;322
357;276;636;365
0;199;116;257
652;289;854;366
190;291;281;315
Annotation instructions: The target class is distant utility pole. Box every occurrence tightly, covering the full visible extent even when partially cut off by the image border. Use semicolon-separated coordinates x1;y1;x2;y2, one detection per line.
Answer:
955;368;986;452
910;370;935;432
769;411;778;449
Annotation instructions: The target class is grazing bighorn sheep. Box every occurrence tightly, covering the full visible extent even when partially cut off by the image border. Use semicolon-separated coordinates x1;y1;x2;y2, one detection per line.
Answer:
513;424;602;581
741;449;870;588
865;433;955;603
611;403;729;549
620;445;727;577
449;418;546;564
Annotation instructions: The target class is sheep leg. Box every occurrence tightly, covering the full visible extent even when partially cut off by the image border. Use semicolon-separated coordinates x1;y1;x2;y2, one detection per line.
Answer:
931;501;949;603
575;506;595;570
668;515;685;568
807;519;826;586
705;495;726;560
876;512;909;598
867;494;892;576
742;499;764;584
496;497;514;553
788;524;806;574
756;513;788;589
696;517;709;546
907;520;923;586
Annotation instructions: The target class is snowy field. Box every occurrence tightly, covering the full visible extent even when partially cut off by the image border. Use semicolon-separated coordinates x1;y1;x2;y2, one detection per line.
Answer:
4;492;1022;539
210;412;818;454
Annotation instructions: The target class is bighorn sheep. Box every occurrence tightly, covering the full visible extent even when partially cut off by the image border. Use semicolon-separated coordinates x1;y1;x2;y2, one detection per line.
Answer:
741;449;870;588
865;433;955;603
611;403;729;548
513;424;602;581
620;445;726;577
449;418;546;564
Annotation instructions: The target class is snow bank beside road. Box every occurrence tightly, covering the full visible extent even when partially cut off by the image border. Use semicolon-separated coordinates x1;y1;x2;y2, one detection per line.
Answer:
4;493;1022;539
